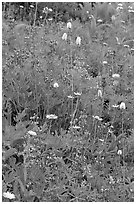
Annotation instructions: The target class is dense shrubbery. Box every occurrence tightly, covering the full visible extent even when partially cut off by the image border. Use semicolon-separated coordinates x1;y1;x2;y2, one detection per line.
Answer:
2;2;134;202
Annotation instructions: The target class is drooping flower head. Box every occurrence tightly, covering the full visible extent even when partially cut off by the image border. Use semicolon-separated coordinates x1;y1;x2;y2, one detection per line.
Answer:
76;36;81;46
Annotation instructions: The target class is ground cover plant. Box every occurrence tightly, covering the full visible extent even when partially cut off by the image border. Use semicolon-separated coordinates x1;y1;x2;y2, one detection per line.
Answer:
2;2;134;202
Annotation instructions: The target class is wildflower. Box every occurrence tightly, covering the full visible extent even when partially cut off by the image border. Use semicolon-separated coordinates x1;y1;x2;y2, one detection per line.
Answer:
76;36;81;46
62;33;67;41
120;102;125;109
93;116;102;121
98;89;102;98
103;42;108;46
27;130;37;136
112;73;120;78
111;15;116;23
48;8;53;12
112;104;119;108
67;22;72;29
118;3;123;7
128;9;134;13
99;138;104;142
97;19;103;23
3;192;15;199
74;92;82;96
103;61;108;65
30;5;34;8
72;125;81;129
109;175;115;184
124;44;129;48
46;114;58;119
53;82;59;88
117;150;122;155
67;95;74;99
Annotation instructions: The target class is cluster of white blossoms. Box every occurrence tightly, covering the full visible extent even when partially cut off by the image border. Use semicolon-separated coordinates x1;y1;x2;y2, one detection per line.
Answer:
62;22;81;46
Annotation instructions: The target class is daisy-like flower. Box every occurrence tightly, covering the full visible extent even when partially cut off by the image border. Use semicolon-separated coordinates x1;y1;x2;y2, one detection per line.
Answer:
120;102;125;109
76;36;81;46
27;130;37;136
112;73;120;78
46;114;58;119
98;89;102;98
93;116;103;121
62;33;67;41
67;22;72;29
3;192;15;199
53;82;59;88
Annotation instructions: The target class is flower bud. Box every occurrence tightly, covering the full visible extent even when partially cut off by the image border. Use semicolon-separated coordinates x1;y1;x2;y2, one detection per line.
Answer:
53;82;59;88
67;22;72;29
111;15;116;22
98;89;102;98
120;102;125;109
62;33;67;41
76;36;81;46
117;150;122;155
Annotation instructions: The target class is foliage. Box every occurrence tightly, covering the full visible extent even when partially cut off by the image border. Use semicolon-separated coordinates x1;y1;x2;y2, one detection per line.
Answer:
2;2;134;202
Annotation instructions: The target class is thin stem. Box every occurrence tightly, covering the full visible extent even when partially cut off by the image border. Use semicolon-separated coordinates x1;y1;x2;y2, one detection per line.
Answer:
33;2;38;26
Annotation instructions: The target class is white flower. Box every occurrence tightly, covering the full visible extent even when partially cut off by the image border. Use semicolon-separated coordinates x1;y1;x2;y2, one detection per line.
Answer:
72;125;81;129
109;176;115;184
99;138;104;142
103;42;108;46
118;3;123;7
46;114;58;119
30;5;34;8
48;8;53;12
111;15;116;22
112;104;119;108
120;102;125;110
97;19;103;23
53;82;59;88
112;73;120;78
3;192;15;199
27;130;37;136
62;33;67;41
74;92;82;96
117;150;122;155
124;44;129;48
103;61;108;65
67;95;74;99
67;22;72;29
98;89;102;98
93;116;102;121
76;36;81;46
